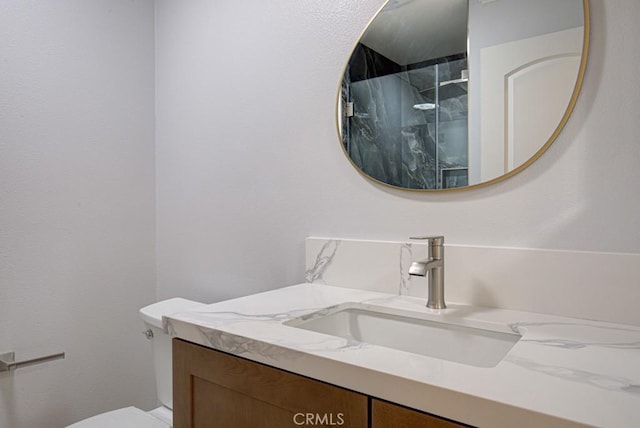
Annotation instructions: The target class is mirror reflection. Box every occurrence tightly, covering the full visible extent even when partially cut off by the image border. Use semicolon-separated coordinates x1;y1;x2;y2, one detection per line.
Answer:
338;0;587;191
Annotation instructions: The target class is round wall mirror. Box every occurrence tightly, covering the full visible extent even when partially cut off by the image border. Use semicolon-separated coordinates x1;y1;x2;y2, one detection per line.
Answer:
337;0;589;191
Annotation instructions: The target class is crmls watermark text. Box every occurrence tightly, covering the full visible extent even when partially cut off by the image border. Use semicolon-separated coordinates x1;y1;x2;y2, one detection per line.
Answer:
293;412;345;426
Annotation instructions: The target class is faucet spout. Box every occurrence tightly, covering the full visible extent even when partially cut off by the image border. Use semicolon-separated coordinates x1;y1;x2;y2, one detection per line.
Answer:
409;258;442;277
408;236;446;309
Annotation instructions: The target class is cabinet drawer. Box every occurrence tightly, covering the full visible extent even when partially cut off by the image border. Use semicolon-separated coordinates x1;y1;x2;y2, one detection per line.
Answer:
372;399;469;428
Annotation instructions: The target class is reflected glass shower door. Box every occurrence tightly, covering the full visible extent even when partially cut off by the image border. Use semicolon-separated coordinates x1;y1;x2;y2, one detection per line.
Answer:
345;57;469;190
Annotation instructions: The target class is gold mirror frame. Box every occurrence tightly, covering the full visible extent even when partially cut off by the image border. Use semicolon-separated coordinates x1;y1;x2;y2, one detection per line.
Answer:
336;0;590;193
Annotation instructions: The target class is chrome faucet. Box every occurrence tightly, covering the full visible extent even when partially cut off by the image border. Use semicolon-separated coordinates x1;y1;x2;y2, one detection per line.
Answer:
408;236;446;309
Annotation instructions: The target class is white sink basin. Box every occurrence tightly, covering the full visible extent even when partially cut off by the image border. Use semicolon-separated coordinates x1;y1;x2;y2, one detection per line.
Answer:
285;303;521;368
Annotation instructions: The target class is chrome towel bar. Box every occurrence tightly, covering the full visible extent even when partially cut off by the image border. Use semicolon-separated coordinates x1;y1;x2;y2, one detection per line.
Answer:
0;351;65;372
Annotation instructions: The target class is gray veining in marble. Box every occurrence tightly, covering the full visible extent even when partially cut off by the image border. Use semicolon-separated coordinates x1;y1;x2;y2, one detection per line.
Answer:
171;308;326;327
505;355;640;396
522;338;640;350
509;321;640;335
509;321;640;351
305;240;340;284
167;304;377;359
399;243;413;295
196;326;295;361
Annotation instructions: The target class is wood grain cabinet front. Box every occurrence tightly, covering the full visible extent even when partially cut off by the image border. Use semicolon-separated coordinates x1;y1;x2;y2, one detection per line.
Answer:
372;399;468;428
173;338;470;428
173;339;367;428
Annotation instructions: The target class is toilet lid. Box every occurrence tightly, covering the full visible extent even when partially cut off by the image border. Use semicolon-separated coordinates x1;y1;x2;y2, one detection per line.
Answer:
66;406;170;428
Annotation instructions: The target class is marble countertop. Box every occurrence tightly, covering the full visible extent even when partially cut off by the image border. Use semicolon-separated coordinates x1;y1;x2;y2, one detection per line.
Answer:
165;284;640;427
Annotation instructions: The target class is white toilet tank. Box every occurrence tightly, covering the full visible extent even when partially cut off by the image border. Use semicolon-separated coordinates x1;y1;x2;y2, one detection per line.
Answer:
139;298;205;410
65;298;206;428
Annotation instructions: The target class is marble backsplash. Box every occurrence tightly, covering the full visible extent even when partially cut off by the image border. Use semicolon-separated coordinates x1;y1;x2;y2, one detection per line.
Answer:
305;237;640;326
305;238;430;298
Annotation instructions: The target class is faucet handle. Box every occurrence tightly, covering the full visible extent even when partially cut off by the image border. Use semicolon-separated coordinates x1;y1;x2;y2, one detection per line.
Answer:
409;236;444;246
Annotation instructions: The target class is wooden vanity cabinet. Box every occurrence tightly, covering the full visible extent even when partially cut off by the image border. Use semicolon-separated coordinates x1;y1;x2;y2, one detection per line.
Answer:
372;399;468;428
173;339;367;428
173;339;469;428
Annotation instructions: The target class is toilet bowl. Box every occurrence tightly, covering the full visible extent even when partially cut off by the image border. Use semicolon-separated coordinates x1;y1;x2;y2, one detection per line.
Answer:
66;407;170;428
66;298;205;427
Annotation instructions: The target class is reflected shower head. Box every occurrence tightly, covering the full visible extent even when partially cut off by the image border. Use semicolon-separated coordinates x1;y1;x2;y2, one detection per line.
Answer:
413;103;436;110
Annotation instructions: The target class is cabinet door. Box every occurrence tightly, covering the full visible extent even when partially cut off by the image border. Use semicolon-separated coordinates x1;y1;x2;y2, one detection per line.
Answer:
173;339;368;428
372;399;469;428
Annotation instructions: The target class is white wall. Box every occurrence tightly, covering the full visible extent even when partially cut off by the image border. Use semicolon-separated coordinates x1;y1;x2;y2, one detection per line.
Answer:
0;1;157;427
156;0;640;304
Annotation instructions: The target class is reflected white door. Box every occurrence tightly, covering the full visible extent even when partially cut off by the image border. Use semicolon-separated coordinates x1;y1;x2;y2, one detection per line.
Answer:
480;27;583;181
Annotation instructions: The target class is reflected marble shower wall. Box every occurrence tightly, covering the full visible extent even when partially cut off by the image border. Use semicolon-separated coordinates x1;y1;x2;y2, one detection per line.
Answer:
344;49;469;189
